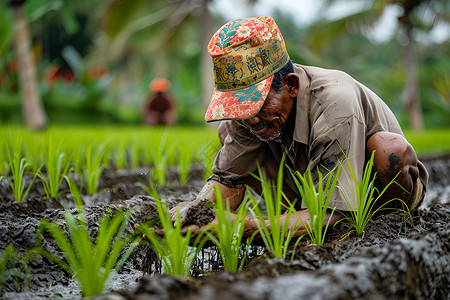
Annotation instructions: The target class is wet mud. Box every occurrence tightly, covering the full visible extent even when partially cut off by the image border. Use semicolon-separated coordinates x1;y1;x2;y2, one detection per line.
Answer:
0;158;449;299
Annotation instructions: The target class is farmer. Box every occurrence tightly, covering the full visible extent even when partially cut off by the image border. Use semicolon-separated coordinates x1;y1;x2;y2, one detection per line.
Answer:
172;16;428;237
143;78;176;126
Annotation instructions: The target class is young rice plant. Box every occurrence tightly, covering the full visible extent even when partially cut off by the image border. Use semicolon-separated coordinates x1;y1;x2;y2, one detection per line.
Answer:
290;161;342;246
2;139;40;203
248;156;303;260
28;177;138;297
338;150;412;238
204;185;255;272
0;245;21;292
137;198;206;277
38;137;71;199
178;144;193;185
77;142;109;195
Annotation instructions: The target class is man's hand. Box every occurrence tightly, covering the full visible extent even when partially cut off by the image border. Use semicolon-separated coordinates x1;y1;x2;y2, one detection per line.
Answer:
168;200;195;226
154;180;246;238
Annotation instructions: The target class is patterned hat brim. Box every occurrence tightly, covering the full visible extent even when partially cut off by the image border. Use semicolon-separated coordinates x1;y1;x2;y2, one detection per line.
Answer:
205;75;273;122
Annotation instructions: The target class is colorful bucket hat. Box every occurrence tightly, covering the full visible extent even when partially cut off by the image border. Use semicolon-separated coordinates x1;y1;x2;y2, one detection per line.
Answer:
205;16;289;122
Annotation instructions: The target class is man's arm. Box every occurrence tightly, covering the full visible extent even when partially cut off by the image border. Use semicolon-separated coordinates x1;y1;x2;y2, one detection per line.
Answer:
169;180;245;225
197;180;246;211
171;179;343;238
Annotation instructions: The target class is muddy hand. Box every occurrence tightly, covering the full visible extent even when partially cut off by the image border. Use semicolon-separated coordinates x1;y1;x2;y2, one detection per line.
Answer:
168;201;193;226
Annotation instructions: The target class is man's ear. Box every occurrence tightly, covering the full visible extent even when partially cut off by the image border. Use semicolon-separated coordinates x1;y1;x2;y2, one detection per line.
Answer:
283;74;300;99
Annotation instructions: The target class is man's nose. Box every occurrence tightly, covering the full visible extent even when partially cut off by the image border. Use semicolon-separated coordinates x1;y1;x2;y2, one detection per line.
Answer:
243;115;260;126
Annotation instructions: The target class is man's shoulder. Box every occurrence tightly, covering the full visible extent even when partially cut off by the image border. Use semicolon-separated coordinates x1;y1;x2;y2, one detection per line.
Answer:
293;63;361;105
293;63;356;85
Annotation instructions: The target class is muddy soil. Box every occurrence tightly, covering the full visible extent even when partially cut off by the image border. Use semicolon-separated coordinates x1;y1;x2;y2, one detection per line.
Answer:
0;158;449;300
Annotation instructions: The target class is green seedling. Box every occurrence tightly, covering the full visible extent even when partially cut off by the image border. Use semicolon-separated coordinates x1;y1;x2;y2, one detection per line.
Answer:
2;140;40;203
0;142;10;175
150;130;171;186
128;144;140;169
137;198;206;277
64;175;84;209
23;135;43;175
203;186;255;272
79;142;108;195
248;156;303;260
338;150;412;238
112;141;128;170
290;161;342;246
178;144;193;184
201;141;220;181
30;178;138;298
0;245;21;292
137;172;160;200
38;138;71;199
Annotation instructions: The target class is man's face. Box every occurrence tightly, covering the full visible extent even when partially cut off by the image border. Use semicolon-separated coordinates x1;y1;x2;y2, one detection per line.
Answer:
242;85;294;142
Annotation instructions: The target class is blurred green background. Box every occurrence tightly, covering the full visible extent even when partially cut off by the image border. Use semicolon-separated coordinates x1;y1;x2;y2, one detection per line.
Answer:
0;0;448;130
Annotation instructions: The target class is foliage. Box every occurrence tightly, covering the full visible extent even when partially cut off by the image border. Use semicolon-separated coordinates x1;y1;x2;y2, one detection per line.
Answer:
247;156;303;260
38;136;71;199
337;150;412;237
150;130;173;186
0;141;8;176
137;172;160;201
204;186;255;272
111;140;128;170
77;141;109;195
0;1;13;58
30;184;138;297
137;198;206;277
0;245;21;292
404;128;450;156
290;161;342;246
128;144;140;169
200;139;221;181
178;144;193;184
1;1;449;127
2;139;40;203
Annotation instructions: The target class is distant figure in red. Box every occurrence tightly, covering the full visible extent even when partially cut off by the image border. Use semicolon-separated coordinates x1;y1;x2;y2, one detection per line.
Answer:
143;78;176;126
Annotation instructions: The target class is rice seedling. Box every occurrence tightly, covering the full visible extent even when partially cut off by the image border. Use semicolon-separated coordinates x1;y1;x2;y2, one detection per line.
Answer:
150;130;172;186
22;134;44;175
200;141;220;181
337;150;412;238
78;141;109;195
128;144;140;169
30;179;139;297
2;139;40;203
178;144;193;184
137;198;206;277
0;142;10;176
38;137;71;199
0;245;21;292
203;185;255;272
136;172;160;200
112;141;128;170
247;156;303;260
290;161;342;246
64;175;84;208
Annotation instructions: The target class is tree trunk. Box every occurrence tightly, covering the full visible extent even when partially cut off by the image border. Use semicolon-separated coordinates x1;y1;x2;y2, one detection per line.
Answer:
402;16;423;131
11;3;48;130
200;0;214;111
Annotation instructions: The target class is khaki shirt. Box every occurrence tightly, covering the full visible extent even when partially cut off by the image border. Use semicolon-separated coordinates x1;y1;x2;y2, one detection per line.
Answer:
210;64;429;211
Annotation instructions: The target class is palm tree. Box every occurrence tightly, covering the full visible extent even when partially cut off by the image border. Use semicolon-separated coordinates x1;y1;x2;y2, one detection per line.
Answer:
308;0;449;131
94;0;262;110
8;0;47;130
